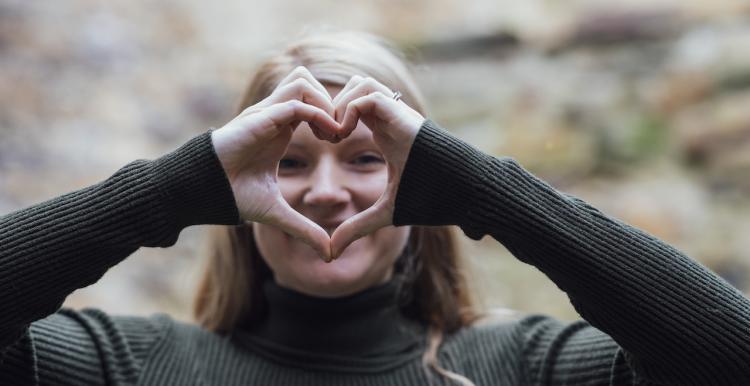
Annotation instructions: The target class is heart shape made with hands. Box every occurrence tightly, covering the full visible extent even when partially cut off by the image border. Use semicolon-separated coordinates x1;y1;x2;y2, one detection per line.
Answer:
285;76;423;263
306;97;403;262
214;69;424;264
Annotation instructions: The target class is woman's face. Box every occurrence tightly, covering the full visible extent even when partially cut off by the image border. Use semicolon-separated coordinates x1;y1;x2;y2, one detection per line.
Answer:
252;86;411;297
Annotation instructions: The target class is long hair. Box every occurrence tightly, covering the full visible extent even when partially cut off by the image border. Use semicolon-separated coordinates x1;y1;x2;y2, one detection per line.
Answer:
193;29;488;385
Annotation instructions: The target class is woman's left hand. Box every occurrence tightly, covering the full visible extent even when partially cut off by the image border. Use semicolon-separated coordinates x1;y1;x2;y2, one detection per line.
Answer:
329;75;425;259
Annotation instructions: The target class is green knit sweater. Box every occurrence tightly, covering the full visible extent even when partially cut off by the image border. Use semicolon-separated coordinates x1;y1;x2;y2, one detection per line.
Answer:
1;120;749;385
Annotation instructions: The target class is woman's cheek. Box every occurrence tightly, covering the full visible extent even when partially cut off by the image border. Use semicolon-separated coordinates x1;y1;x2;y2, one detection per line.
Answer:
355;171;387;208
278;178;304;204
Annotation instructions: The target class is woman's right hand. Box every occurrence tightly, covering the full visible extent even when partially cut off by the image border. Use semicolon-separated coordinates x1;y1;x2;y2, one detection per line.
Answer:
210;66;340;261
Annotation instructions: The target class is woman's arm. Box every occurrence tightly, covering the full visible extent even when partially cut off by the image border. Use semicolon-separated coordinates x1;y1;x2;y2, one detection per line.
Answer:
0;130;240;352
393;119;750;385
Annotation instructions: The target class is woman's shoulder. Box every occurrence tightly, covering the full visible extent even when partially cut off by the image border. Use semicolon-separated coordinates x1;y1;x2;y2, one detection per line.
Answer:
41;307;237;354
441;308;582;355
29;307;258;384
24;307;180;384
441;308;617;371
440;308;525;351
31;307;251;366
31;307;177;362
34;306;174;336
456;307;589;333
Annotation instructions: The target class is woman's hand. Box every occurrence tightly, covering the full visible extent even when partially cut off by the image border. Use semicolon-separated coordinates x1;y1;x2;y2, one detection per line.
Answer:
211;66;340;261
329;75;426;259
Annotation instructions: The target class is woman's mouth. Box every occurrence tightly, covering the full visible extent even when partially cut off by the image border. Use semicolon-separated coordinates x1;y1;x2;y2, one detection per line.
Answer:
317;220;345;237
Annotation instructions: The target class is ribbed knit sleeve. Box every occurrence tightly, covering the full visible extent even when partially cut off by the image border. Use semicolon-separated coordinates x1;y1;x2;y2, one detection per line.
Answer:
0;129;241;384
393;119;750;386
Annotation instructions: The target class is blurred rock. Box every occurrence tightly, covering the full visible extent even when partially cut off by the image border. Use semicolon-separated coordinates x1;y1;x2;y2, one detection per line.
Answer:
413;31;519;61
673;91;750;192
551;7;684;50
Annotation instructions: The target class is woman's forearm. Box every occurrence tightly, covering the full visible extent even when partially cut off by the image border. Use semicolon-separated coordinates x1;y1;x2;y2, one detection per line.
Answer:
393;119;750;385
0;130;240;351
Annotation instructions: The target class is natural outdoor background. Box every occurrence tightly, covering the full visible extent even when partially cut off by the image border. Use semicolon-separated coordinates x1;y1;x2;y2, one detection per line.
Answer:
2;0;749;323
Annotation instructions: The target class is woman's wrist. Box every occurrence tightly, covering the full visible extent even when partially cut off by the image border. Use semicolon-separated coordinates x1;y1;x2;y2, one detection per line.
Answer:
392;119;492;239
151;130;241;230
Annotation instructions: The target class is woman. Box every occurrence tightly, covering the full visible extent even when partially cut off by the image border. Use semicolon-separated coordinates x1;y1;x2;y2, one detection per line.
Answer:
1;30;749;386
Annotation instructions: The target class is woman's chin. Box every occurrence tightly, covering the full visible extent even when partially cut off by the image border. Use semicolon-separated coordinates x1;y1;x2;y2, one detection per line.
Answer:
286;238;385;297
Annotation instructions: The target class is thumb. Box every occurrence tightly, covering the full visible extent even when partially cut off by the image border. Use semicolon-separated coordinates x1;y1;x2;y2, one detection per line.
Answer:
330;202;390;260
267;199;333;262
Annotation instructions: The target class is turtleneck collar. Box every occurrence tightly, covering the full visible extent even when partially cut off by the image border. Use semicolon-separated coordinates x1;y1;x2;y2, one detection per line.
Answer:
231;276;427;373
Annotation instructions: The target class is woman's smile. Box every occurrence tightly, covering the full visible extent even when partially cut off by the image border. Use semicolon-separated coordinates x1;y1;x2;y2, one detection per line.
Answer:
251;85;412;298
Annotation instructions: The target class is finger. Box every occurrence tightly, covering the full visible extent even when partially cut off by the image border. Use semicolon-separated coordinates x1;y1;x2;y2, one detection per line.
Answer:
330;201;391;260
273;78;339;141
309;124;333;141
332;74;364;107
276;65;331;100
272;78;336;120
334;77;393;124
266;100;340;139
339;92;395;138
268;199;333;262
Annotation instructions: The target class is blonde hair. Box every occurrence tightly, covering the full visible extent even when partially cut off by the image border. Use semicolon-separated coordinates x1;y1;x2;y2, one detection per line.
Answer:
194;29;494;385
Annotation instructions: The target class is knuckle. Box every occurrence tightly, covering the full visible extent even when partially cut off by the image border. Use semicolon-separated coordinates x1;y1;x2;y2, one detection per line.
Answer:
363;76;377;87
290;77;308;90
346;75;363;87
286;99;303;109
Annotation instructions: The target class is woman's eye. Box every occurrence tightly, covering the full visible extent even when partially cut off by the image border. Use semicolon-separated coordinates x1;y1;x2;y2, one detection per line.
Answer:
279;158;305;169
352;154;385;165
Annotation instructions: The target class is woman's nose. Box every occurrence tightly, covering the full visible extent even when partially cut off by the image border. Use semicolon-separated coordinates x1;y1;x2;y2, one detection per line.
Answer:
302;159;351;207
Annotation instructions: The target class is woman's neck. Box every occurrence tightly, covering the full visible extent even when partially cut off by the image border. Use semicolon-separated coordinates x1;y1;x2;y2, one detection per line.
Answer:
231;275;427;372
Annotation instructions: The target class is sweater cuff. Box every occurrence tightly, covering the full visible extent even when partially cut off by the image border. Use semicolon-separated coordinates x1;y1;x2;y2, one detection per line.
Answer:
150;129;241;229
393;119;496;240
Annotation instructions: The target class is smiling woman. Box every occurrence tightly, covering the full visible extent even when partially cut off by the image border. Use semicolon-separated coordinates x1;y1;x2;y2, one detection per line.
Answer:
1;29;750;386
194;31;483;384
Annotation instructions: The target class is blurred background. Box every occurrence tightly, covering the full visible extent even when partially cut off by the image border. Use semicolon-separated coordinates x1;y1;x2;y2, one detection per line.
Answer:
1;0;749;322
